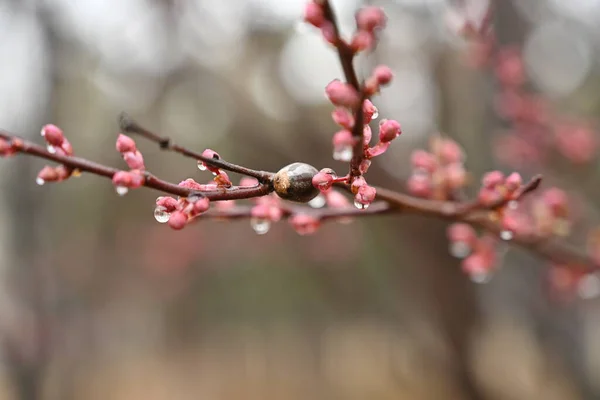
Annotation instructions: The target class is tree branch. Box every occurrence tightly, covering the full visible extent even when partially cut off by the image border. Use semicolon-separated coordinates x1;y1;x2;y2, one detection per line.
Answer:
118;113;275;183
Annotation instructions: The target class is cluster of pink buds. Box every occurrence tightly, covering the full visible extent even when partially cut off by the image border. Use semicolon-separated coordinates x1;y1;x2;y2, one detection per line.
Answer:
112;134;146;196
463;25;599;166
304;2;386;51
197;149;232;188
477;170;523;207
407;135;466;199
154;178;214;230
36;125;76;185
250;193;284;235
447;223;498;283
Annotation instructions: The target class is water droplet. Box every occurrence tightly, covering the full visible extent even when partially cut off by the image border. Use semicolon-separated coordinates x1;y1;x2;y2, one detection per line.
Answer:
35;177;45;186
507;200;518;210
197;161;207;171
354;200;369;209
578;274;600;299
40;128;45;137
449;242;471;258
154;206;171;223
251;218;271;235
46;145;56;154
500;230;513;241
371;108;379;119
470;272;493;284
72;169;82;177
333;146;353;162
309;194;326;208
115;186;129;196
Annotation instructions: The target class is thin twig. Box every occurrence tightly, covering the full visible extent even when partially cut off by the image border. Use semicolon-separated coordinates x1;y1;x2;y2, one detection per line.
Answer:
119;113;275;183
321;0;366;179
0;132;272;201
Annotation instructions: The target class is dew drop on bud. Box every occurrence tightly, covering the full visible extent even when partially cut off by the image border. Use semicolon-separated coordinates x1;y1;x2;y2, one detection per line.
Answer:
197;161;207;171
309;194;326;208
507;200;518;210
500;230;513;241
372;109;379;119
470;272;493;284
47;144;56;154
115;186;129;196
251;218;271;235
333;146;353;162
35;177;45;186
154;206;171;223
354;200;369;210
40;128;45;137
449;242;470;258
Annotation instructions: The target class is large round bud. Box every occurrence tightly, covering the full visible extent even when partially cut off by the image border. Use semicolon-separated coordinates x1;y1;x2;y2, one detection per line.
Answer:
273;162;320;203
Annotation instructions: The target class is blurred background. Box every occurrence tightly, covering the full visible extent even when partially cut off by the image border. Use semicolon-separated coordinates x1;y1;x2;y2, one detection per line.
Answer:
1;0;600;398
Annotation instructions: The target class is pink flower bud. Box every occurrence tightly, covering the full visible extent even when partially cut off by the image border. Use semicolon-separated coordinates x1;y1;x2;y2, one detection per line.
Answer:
355;184;376;206
362;125;372;146
116;134;137;153
251;203;270;219
410;150;437;173
407;173;433;198
350;30;375;52
112;170;132;187
60;138;74;156
325;80;360;108
444;163;467;189
290;214;321;236
179;178;204;190
373;65;393;86
447;223;476;245
202;148;220;160
312;170;334;192
350;176;366;194
320;22;337;45
326;190;351;208
359;159;371;174
438;139;463;164
123;150;145;170
332;108;354;129
355;6;387;32
542;188;569;218
156;196;179;212
504;172;522;192
128;170;144;188
362;100;377;123
333;129;354;147
41;124;64;146
378;119;401;142
462;253;493;277
482;170;505;189
366;141;390;158
168;211;188;230
304;1;325;28
193;197;210;214
37;166;60;182
477;188;503;206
